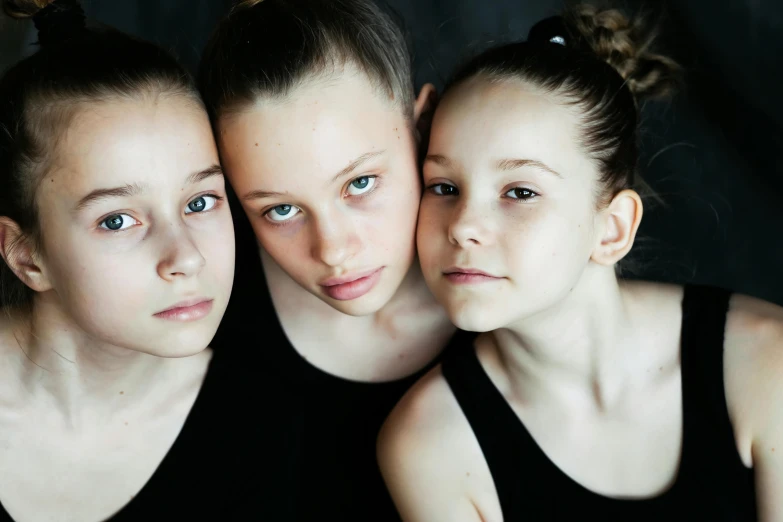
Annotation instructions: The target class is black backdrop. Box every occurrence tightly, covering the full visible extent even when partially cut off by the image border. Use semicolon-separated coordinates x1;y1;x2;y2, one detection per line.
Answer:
2;0;781;304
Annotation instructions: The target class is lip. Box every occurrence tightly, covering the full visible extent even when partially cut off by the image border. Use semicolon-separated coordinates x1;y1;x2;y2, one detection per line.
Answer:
319;267;384;301
153;298;214;322
443;266;503;285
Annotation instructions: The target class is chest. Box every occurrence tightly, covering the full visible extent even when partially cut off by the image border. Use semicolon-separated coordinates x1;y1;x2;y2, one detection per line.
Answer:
0;400;194;522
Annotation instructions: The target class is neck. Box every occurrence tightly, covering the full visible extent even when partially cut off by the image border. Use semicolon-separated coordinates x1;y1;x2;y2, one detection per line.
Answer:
12;292;176;423
260;247;451;380
490;266;646;409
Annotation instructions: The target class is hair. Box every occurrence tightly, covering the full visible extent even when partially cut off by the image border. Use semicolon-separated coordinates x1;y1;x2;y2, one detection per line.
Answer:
445;3;681;205
198;0;414;124
0;0;201;309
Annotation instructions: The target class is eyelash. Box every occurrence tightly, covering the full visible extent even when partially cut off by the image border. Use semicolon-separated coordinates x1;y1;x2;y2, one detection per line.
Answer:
96;192;224;233
261;174;382;227
425;183;539;202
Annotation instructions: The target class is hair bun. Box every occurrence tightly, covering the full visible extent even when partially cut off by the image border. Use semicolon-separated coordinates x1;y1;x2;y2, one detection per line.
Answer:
565;4;680;100
3;0;85;47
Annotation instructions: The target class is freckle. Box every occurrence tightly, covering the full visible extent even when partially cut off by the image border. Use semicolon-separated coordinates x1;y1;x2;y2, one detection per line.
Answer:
124;422;128;426
255;142;258;147
120;391;124;395
466;472;470;477
772;448;776;452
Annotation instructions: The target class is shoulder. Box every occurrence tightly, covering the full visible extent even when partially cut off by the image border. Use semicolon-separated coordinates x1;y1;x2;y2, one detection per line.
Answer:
377;363;490;522
723;293;783;456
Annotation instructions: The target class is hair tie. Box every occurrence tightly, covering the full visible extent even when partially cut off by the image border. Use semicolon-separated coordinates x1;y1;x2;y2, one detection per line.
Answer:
527;16;570;47
33;0;86;48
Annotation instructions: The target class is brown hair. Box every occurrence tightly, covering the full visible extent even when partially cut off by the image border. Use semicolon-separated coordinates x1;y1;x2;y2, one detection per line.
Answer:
198;0;414;122
447;3;681;202
0;0;200;308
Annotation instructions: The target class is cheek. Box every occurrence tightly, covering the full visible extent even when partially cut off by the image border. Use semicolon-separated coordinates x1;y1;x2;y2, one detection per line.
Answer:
416;200;447;268
504;205;595;281
46;236;152;323
192;214;236;288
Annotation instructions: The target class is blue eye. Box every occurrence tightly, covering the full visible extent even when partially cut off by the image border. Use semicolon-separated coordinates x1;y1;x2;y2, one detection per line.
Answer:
428;183;458;196
185;195;219;214
100;214;137;231
346;176;376;196
266;204;301;223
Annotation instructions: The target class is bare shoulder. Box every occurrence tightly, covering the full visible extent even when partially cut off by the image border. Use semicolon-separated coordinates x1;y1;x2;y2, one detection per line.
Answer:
723;294;783;456
378;364;495;522
724;293;783;379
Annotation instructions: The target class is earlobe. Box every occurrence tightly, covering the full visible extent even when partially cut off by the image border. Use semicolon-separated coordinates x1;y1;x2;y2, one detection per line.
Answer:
0;217;51;293
412;83;438;146
591;189;643;266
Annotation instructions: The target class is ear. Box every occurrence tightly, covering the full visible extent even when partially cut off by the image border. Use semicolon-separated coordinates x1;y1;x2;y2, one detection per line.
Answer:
0;217;51;293
591;189;643;266
412;83;438;146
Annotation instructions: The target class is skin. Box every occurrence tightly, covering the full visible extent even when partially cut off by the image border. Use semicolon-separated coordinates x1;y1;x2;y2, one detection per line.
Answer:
378;77;783;521
0;94;235;522
218;64;454;382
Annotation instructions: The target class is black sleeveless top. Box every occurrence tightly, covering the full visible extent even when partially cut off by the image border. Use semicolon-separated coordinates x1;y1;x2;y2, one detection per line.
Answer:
211;209;470;521
441;285;757;521
0;345;286;521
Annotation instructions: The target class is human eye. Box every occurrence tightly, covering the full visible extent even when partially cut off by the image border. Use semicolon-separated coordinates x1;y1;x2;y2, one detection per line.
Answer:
184;194;222;214
345;175;378;197
99;213;139;232
503;187;538;201
426;182;459;196
265;204;302;223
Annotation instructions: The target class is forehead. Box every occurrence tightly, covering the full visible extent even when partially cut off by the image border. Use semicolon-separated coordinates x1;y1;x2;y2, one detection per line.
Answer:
51;96;217;193
430;78;584;173
218;70;409;184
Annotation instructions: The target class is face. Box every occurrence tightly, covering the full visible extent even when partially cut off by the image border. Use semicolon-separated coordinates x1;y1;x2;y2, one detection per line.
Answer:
34;95;234;357
218;68;421;316
417;78;603;332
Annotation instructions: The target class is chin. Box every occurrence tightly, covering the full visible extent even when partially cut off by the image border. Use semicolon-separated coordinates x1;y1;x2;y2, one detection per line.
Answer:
140;324;218;358
445;301;509;333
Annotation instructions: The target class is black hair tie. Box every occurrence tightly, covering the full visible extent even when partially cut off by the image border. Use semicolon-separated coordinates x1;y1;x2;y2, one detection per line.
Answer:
33;0;86;48
527;16;570;47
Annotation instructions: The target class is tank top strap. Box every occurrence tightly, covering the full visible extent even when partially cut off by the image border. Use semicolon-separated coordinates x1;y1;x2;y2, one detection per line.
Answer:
441;346;561;519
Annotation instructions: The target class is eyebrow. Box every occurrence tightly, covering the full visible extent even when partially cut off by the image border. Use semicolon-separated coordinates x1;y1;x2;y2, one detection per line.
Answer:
74;164;224;212
74;182;148;211
186;164;225;185
331;150;386;183
495;158;562;178
426;155;562;179
424;154;454;170
242;150;386;202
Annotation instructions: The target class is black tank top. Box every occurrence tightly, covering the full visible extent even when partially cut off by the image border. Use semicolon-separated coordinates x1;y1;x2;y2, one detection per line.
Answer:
211;206;471;521
441;285;757;521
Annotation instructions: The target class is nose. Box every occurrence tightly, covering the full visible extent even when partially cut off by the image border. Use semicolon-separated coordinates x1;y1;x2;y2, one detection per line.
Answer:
448;198;492;248
157;223;206;281
312;211;362;268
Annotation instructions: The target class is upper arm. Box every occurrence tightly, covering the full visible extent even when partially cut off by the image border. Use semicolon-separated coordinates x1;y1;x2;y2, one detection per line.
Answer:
725;295;783;521
377;367;485;522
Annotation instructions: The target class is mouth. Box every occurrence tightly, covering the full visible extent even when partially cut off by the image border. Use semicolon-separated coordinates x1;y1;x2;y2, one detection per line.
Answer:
442;267;503;285
154;298;214;322
319;267;385;301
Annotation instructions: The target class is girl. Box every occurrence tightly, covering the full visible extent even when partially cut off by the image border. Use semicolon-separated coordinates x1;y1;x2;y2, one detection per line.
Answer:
0;1;264;520
199;0;467;519
379;5;780;521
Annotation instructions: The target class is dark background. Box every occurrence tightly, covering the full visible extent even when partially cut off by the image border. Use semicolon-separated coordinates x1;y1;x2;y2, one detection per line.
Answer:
2;0;781;304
